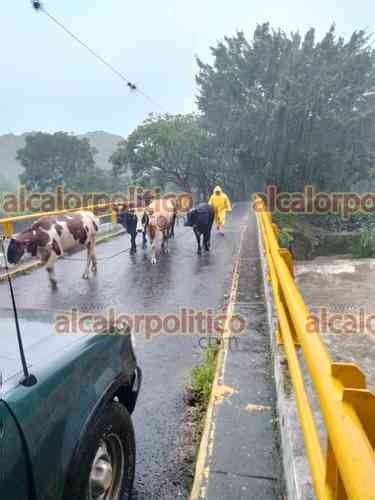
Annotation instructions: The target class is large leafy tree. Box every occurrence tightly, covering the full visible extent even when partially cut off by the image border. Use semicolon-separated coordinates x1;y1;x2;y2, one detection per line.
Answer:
17;132;97;191
196;24;375;192
110;113;220;196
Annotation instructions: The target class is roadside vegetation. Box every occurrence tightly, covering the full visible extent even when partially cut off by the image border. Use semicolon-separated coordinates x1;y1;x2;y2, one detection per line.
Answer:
187;341;219;437
273;211;375;259
352;227;375;257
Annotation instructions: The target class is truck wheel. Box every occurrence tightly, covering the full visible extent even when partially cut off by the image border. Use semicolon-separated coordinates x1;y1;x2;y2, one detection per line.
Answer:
64;402;135;500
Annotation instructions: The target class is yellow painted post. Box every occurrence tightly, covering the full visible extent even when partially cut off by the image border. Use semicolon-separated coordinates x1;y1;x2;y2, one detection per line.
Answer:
111;208;117;224
3;220;14;236
342;388;375;448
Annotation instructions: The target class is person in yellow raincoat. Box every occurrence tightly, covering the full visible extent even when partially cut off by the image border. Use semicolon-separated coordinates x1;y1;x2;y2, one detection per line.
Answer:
208;186;232;234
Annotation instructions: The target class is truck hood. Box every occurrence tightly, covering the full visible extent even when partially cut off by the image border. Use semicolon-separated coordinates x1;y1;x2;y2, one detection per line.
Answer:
0;309;89;390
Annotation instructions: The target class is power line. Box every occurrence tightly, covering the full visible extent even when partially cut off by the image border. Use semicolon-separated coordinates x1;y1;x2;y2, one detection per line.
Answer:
31;1;165;111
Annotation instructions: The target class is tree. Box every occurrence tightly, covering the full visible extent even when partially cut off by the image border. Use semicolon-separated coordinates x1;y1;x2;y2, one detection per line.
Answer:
17;132;97;191
110;113;219;195
68;166;123;193
196;24;375;193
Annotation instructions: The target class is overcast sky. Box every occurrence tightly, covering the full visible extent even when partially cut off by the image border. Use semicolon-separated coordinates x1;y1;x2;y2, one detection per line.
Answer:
1;1;373;137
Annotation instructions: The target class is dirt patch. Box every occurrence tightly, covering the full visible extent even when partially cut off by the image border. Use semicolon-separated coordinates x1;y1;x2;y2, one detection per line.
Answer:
153;403;201;499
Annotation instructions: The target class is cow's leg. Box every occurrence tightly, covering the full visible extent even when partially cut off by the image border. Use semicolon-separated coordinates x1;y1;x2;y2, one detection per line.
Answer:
161;230;169;254
203;231;208;251
204;229;212;251
44;251;58;287
141;213;149;249
82;241;93;279
148;226;157;264
194;228;202;255
206;221;214;250
90;238;98;274
142;230;147;249
130;231;137;254
170;213;176;238
150;237;156;264
165;234;169;253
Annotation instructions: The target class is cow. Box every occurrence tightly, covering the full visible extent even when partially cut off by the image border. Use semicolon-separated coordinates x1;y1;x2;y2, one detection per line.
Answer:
185;203;214;255
6;211;99;287
113;203;148;254
142;198;177;264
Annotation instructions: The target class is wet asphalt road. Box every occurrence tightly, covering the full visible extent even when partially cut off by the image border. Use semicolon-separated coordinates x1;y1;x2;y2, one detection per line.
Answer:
0;203;250;499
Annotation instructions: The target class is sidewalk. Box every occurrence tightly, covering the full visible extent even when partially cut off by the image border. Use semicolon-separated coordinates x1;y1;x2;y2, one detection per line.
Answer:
191;211;283;499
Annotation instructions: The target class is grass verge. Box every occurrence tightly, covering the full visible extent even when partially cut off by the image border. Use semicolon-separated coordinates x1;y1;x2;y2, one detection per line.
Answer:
187;341;220;438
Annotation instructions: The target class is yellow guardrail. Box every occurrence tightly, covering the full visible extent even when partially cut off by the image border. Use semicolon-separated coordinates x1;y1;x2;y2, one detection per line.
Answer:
0;203;118;236
255;195;375;500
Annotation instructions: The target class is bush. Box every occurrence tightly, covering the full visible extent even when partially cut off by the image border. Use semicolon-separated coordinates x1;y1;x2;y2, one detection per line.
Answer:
352;228;375;258
278;226;294;249
190;343;219;408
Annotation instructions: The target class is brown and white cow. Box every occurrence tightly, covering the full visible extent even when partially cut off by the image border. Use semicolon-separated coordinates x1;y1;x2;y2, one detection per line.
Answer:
6;211;99;287
142;198;177;264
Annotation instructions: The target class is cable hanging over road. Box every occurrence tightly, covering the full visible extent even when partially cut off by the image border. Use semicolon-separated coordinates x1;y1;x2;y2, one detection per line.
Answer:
31;1;164;111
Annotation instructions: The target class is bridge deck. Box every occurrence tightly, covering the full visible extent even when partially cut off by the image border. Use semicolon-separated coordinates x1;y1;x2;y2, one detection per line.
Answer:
0;202;284;498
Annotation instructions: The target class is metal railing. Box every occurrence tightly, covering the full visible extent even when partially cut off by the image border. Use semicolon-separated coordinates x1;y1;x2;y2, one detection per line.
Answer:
0;203;118;236
255;195;375;500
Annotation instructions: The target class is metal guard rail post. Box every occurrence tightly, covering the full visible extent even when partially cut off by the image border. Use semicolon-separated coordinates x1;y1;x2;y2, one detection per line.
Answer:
254;194;375;500
0;203;118;236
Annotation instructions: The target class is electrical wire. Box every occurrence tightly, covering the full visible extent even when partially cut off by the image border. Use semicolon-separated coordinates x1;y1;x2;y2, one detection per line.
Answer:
31;1;164;111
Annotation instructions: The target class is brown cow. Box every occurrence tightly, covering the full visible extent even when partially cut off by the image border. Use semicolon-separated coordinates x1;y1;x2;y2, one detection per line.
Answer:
142;198;177;264
7;211;99;287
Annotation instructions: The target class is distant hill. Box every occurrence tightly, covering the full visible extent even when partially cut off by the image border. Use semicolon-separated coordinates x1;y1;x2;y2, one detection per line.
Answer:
0;131;124;190
78;131;123;171
0;133;27;190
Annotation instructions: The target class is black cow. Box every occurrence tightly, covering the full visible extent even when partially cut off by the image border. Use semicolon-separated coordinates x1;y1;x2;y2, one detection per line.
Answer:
185;203;214;255
115;206;148;254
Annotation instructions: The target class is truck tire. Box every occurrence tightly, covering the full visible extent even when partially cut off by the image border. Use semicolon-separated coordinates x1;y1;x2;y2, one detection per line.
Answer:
63;401;135;500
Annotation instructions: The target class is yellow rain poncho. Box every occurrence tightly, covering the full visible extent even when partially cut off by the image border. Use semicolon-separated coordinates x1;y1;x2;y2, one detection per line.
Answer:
208;186;232;226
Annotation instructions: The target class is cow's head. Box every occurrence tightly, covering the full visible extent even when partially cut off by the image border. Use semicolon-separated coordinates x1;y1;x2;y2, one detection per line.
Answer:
7;238;27;264
185;209;197;227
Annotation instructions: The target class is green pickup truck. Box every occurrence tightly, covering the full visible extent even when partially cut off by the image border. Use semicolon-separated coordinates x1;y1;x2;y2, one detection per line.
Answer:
0;309;141;500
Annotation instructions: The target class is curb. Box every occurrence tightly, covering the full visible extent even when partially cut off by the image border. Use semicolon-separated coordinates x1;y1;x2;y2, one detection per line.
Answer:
190;219;247;499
